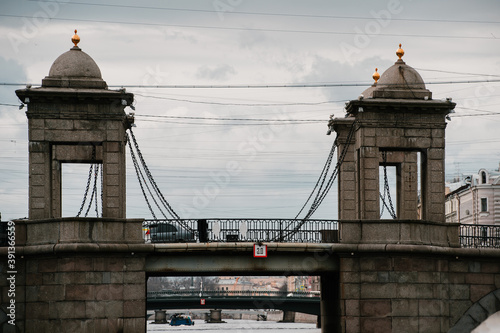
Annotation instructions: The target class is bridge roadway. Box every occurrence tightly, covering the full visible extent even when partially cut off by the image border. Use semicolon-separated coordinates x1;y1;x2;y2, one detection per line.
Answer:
145;243;338;276
147;291;321;315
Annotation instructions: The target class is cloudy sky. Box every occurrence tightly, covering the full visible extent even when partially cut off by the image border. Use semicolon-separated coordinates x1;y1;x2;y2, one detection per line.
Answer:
0;0;499;222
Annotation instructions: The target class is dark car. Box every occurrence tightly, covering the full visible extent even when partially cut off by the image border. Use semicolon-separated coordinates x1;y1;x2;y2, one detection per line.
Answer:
169;313;194;326
149;223;195;243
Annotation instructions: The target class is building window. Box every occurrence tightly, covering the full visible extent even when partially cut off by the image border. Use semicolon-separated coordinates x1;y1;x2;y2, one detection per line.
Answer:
481;198;488;212
481;171;487;184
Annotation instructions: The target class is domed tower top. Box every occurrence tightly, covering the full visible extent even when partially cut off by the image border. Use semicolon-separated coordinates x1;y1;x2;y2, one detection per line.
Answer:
41;30;107;89
361;44;432;100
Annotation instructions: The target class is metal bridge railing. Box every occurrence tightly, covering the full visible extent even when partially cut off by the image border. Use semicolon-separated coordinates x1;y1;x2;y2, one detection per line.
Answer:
460;224;500;249
147;290;320;298
143;219;339;243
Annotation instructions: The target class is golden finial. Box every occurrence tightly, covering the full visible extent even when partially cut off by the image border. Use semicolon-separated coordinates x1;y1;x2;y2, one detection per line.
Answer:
71;29;80;47
372;68;380;83
396;43;404;60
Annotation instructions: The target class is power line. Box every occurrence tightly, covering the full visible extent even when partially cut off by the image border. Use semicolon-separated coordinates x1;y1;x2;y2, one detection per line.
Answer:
29;1;500;25
415;68;500;78
3;78;500;89
136;114;325;122
1;14;498;40
134;93;344;106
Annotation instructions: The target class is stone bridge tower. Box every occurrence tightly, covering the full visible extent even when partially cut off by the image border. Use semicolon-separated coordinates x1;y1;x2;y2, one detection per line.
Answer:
11;32;146;332
16;30;134;219
331;44;456;226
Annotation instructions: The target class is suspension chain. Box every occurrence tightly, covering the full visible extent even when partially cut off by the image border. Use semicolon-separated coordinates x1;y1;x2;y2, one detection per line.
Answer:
126;132;159;220
381;151;397;219
128;128;180;220
77;146;96;217
127;128;194;232
280;120;357;241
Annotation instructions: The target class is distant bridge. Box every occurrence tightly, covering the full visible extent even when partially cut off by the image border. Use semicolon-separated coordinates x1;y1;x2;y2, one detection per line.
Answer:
147;291;321;315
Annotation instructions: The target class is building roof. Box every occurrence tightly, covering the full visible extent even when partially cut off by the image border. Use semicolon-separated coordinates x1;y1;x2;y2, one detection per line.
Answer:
362;44;432;100
41;30;107;89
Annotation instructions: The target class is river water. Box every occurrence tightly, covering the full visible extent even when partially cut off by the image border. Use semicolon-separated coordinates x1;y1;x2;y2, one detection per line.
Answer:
147;319;320;332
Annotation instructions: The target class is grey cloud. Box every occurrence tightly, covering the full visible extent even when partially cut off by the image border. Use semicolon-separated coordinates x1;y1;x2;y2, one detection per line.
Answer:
196;64;236;81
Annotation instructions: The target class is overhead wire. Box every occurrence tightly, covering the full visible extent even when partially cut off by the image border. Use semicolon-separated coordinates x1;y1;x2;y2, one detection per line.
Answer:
3;78;500;89
1;14;498;40
26;1;500;24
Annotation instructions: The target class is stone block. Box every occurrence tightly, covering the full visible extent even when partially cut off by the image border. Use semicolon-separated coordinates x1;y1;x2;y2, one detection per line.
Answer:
104;300;124;317
74;120;107;131
123;271;145;284
360;300;391;317
105;142;120;152
431;137;445;148
26;272;43;288
342;283;360;299
38;285;65;302
360;318;391;332
92;257;126;272
124;223;143;243
361;223;399;243
94;318;124;333
345;299;360;316
405;128;431;137
397;283;433;299
49;301;86;319
470;284;496;302
125;256;146;271
124;318;146;332
105;152;120;164
340;223;361;243
434;284;450;299
26;302;49;319
106;185;121;198
93;222;124;242
360;257;392;271
360;272;378;283
392;317;419;333
73;257;93;272
465;273;494;285
361;283;397;299
392;299;418;316
29;118;44;129
106;196;121;209
106;129;121;141
418;317;442;333
123;284;145;300
25;319;50;333
66;284;95;301
95;284;123;301
124;300;146;317
106;163;120;175
38;258;59;273
468;261;481;273
480;262;500;273
417;272;440;284
344;316;360;333
419;299;442;316
449;300;472;326
449;260;468;273
449;284;469;300
389;271;418;284
45;119;74;130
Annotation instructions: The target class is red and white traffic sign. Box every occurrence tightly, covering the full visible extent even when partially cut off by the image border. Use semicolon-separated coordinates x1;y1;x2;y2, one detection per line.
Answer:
200;299;206;305
253;244;267;258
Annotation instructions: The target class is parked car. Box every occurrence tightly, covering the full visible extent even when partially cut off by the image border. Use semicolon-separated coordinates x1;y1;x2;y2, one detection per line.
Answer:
149;223;195;243
169;313;194;326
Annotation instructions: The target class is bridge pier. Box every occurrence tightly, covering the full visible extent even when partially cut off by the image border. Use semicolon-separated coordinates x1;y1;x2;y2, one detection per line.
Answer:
11;218;149;332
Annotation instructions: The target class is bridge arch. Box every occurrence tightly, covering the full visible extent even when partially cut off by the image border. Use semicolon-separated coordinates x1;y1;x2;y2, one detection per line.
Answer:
449;289;500;333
